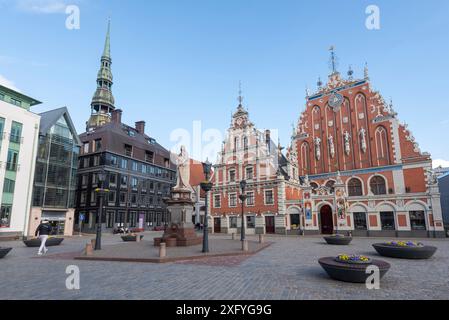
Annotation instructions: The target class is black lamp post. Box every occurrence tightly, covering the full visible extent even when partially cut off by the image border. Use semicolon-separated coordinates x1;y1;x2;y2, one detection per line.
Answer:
239;180;247;242
95;170;109;250
200;159;213;253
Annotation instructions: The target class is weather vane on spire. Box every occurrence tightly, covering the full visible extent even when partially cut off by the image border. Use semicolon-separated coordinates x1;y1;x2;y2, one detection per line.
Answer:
238;81;244;106
329;45;338;74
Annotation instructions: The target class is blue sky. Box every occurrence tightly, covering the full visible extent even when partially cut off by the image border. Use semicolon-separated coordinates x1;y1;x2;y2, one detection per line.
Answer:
0;0;448;165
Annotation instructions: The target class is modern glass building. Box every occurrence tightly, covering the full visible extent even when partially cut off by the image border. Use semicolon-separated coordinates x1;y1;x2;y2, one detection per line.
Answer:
0;84;41;240
28;107;81;236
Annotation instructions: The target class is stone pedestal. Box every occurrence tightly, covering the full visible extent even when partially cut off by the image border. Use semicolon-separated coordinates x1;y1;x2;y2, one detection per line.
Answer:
157;186;203;247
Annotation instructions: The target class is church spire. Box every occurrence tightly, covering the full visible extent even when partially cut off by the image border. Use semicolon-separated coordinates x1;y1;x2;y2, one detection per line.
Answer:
102;19;111;60
87;20;116;131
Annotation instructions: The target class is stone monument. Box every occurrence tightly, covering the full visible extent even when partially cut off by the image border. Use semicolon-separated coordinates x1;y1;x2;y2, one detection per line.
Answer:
154;146;202;247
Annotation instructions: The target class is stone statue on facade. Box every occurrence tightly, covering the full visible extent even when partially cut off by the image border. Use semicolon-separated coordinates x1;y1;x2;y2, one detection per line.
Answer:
314;137;321;161
359;128;367;153
328;135;335;159
344;131;351;156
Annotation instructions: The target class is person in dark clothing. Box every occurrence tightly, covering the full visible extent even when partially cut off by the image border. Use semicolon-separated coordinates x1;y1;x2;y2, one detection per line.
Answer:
35;220;53;255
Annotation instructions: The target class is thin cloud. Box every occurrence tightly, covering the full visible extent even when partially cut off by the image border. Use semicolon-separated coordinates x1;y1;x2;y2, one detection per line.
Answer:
0;75;20;92
15;0;69;14
433;159;449;169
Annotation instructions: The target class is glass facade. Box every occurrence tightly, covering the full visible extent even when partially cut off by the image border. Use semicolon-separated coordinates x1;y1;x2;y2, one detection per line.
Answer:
32;115;80;209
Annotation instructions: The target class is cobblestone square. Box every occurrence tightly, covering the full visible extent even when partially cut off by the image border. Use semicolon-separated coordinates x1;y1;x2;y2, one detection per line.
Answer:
1;233;448;300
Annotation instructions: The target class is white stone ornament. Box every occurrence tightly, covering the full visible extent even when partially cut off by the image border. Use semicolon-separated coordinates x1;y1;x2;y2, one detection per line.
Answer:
344;131;351;156
314;137;322;161
328;135;335;159
359;128;367;153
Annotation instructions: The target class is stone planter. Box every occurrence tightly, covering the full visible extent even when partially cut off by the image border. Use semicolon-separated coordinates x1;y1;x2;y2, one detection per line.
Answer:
23;238;64;248
121;235;144;242
0;248;12;259
165;238;177;247
319;257;390;283
324;236;353;245
373;243;437;260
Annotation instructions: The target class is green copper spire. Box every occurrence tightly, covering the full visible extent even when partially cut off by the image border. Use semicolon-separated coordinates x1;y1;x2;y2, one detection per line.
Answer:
87;20;116;131
102;19;111;59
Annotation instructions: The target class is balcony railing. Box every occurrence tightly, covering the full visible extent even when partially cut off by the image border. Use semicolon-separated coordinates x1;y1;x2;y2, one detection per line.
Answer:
9;134;23;144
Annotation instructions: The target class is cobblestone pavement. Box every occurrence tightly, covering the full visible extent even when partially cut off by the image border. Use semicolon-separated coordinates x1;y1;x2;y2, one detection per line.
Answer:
1;233;448;300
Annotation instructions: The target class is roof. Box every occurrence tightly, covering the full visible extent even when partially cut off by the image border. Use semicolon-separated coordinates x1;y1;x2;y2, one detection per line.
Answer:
0;84;42;107
39;107;82;146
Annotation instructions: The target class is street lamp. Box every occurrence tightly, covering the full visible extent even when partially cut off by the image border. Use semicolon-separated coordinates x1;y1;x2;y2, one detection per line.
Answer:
239;180;247;242
200;159;213;253
95;170;109;250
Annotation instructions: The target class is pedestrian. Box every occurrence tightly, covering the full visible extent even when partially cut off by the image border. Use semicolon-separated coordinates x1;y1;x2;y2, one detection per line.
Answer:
35;220;53;256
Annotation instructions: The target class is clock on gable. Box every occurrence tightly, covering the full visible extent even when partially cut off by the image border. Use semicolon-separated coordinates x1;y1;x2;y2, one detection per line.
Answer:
328;91;344;111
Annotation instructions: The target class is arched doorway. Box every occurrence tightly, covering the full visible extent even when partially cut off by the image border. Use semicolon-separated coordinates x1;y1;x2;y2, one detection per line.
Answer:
320;205;334;235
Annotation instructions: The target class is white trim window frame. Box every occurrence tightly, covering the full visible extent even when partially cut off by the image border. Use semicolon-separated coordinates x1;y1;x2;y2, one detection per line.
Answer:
229;193;238;208
264;189;275;205
246;191;255;207
213;194;221;209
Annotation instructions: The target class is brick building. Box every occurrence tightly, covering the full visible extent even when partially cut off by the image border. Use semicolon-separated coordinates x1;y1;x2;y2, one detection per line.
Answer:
209;93;302;235
290;51;444;237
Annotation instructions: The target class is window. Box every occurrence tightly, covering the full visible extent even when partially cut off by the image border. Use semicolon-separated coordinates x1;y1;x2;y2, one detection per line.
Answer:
243;137;248;149
109;155;118;166
93;155;101;166
109;174;117;186
92;173;99;185
80;191;87;205
131;177;138;189
94;139;102;152
246;191;255;206
108;191;116;204
119;192;127;204
214;194;221;208
120;176;128;187
325;180;335;194
10;121;22;143
229;169;236;182
124;144;133;157
370;176;386;195
0;93;4;101
90;190;97;205
83;143;89;154
3;179;15;193
354;212;367;230
81;175;88;186
229;193;237;207
246;166;254;180
107;211;115;229
380;212;395;230
229;216;238;228
83;157;90;168
310;182;319;194
131;193;138;204
10;98;21;106
348;178;363;197
145;151;154;163
265;190;274;205
132;161;139;171
6;150;19;171
246;216;255;228
410;211;426;230
120;159;128;169
164;158;170;168
0;205;12;228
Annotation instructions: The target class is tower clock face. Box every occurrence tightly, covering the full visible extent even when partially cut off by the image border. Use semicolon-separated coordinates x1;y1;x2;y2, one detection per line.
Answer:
329;92;344;109
236;117;244;126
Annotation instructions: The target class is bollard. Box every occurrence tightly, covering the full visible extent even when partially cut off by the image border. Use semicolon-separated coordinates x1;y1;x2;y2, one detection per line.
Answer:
90;239;96;248
136;234;141;243
242;240;248;252
259;234;265;244
159;243;167;258
85;243;93;256
232;233;236;240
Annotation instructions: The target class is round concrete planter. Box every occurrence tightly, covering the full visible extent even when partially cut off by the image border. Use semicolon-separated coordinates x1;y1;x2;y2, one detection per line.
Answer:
0;248;12;259
121;235;144;242
23;238;64;248
373;243;437;260
319;257;390;283
324;236;353;245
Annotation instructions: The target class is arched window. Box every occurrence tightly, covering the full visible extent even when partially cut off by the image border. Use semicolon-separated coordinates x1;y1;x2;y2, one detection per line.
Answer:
375;126;390;165
310;182;319;194
348;178;363;196
325;180;335;194
370;176;386;195
243;137;248;149
300;142;310;174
